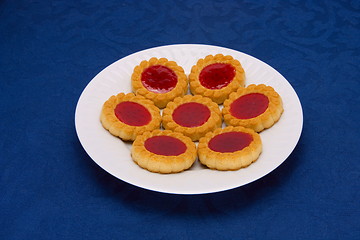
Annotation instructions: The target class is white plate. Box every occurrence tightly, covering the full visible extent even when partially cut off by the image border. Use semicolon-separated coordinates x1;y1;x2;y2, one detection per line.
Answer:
75;44;303;195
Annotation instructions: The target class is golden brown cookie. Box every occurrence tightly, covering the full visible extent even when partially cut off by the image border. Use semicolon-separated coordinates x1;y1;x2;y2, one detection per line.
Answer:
100;93;161;141
131;57;188;108
198;126;262;171
189;54;245;104
222;84;283;132
162;95;222;141
131;130;197;174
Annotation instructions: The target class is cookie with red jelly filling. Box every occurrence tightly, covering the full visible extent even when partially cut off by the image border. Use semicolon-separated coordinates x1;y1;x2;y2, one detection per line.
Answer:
198;126;262;171
131;57;188;108
131;130;197;173
100;93;161;141
223;84;283;132
162;95;222;141
189;54;245;104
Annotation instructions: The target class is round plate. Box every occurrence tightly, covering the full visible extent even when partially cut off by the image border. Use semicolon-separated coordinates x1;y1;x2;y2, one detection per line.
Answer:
75;44;303;195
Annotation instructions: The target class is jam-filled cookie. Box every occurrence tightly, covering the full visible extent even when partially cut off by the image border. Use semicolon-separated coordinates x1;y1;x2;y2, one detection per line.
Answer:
131;130;197;174
131;57;188;108
162;95;222;141
222;84;283;132
198;126;262;171
100;93;161;141
189;54;245;104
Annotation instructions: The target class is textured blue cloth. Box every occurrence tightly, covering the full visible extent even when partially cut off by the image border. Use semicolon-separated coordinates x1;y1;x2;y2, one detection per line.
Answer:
1;0;359;239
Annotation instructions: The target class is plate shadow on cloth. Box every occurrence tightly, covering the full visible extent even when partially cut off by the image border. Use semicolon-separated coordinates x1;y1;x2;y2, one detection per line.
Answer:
74;133;304;217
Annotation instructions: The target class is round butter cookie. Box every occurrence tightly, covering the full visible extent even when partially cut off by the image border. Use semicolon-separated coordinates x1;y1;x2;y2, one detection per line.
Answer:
131;130;197;174
222;84;283;132
198;126;262;171
162;95;222;141
189;54;245;104
131;57;188;108
100;93;161;141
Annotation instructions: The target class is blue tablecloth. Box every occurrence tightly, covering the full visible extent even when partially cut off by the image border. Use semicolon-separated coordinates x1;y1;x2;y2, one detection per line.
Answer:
1;1;359;239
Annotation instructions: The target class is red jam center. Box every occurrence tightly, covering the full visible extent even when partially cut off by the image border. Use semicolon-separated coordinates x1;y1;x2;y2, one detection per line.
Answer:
141;65;178;93
172;102;211;127
199;63;235;89
145;136;187;156
230;93;269;119
114;101;151;126
208;132;253;153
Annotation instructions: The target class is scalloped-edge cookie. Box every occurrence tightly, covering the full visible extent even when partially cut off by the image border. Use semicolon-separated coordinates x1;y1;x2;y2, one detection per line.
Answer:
131;130;197;174
162;95;222;141
131;57;188;108
100;93;161;141
198;126;262;171
189;54;245;104
222;84;283;132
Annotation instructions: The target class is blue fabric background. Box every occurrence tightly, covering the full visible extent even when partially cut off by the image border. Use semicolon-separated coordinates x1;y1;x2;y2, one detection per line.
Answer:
1;0;359;239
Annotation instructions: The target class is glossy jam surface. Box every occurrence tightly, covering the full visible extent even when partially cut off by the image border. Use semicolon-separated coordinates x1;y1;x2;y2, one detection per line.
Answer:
145;136;186;156
199;63;235;89
208;132;253;153
114;101;151;126
172;102;211;127
230;93;269;119
141;65;178;93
